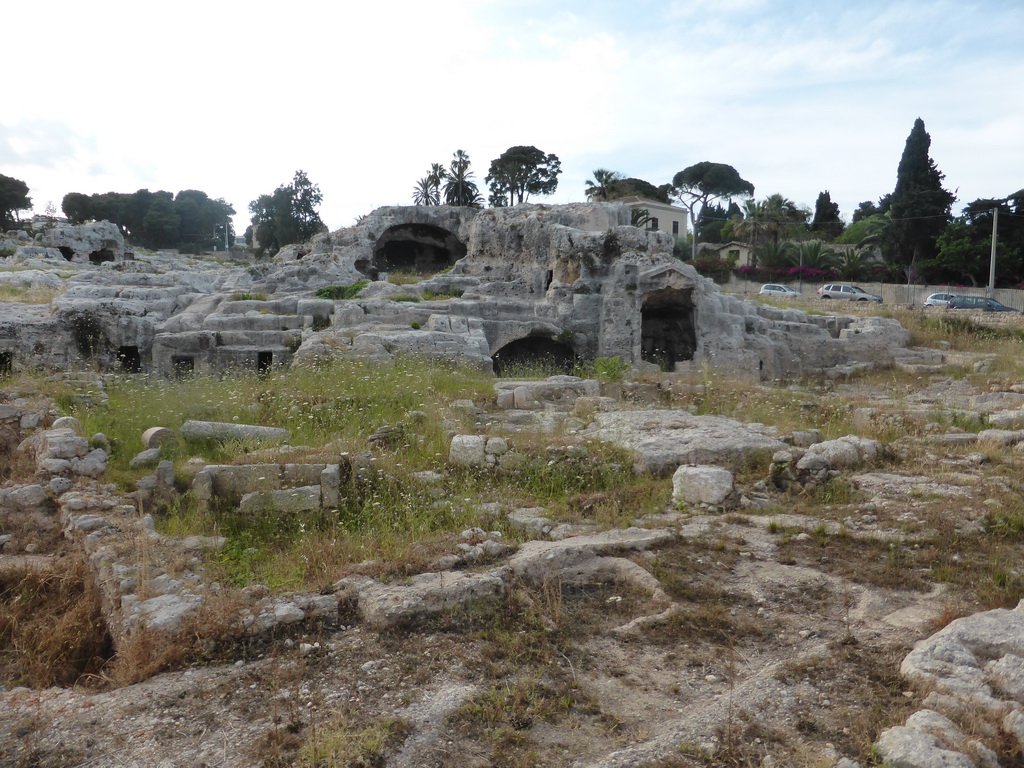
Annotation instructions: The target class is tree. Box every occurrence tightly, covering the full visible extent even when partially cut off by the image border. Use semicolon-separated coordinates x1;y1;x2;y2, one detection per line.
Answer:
173;190;235;251
412;163;447;206
443;150;483;207
672;162;754;259
60;187;233;250
140;195;180;249
412;177;437;206
928;192;1024;286
791;240;838;271
585;169;623;202
697;201;741;243
885;118;956;277
731;194;807;251
485;146;561;207
851;200;879;223
753;239;795;270
248;170;326;254
835;246;885;281
810;191;844;240
62;192;92;224
0;174;32;229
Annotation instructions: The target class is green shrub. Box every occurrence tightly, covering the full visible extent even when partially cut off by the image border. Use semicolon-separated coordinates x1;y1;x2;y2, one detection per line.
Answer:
315;281;368;300
229;291;269;301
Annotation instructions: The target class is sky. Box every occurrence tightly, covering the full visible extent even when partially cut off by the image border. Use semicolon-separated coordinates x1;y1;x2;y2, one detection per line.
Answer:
3;0;1023;233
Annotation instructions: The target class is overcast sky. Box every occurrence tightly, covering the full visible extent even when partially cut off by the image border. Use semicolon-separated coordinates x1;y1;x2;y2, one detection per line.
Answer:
3;0;1022;233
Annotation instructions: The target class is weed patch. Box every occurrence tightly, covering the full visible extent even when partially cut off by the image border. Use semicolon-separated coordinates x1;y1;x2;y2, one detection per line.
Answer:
0;558;112;688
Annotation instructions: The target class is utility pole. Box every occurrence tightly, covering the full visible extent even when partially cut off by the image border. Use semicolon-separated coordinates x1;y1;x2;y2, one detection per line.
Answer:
987;207;999;298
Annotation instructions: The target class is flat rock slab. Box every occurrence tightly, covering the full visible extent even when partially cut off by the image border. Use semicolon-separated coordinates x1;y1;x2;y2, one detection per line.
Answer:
852;472;971;499
339;570;507;629
181;420;290;444
585;410;787;474
506;527;676;585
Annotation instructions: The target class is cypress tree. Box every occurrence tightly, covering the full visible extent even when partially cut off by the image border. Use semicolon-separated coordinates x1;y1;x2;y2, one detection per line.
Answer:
810;190;844;240
887;118;956;273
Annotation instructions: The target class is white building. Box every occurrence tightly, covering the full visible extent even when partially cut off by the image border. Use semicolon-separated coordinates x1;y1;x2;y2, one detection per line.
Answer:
617;197;689;240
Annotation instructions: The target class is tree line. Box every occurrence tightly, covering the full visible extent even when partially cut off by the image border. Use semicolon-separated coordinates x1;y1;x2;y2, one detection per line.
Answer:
6;118;1021;282
585;119;1024;288
59;189;236;252
412;147;562;209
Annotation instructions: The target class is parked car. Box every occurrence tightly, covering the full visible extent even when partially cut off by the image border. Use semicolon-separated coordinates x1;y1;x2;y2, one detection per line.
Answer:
759;284;801;297
816;284;883;302
923;292;959;307
946;296;1019;312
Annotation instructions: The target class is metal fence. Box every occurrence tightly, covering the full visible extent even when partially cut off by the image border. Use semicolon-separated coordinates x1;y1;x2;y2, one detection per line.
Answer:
724;278;1024;311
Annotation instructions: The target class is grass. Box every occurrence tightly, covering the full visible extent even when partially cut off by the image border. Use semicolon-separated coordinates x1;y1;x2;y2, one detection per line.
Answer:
0;283;65;303
229;291;269;301
34;356;655;591
298;710;411;768
0;558;112;688
386;269;431;286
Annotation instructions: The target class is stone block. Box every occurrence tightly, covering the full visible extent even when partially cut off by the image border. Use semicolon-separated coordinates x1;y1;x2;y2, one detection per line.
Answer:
238;486;321;515
129;448;162;469
449;435;486;467
672;465;735;506
51;416;82;433
39;429;89;461
321;464;341;508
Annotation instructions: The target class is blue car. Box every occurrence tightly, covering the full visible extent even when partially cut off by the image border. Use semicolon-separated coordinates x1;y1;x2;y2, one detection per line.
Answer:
946;296;1018;312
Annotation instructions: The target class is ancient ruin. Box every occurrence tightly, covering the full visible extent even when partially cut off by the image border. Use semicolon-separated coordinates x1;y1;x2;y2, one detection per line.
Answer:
3;204;1024;768
1;203;912;380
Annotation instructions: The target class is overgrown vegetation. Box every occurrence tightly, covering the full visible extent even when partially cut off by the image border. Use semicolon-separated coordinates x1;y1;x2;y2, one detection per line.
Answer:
0;558;111;688
315;281;369;300
230;291;269;302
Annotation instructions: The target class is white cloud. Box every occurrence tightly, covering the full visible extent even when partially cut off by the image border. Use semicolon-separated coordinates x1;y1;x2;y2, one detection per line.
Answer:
2;0;1021;229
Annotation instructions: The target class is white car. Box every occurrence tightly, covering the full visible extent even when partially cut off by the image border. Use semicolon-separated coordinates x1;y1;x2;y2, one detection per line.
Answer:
817;284;883;302
759;284;801;297
923;292;959;307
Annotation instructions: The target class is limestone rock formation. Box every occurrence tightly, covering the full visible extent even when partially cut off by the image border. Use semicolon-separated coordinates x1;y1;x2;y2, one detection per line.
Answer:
0;203;912;380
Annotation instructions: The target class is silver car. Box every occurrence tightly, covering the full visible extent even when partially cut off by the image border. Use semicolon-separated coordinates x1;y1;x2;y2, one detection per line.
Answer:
759;284;801;297
817;284;883;302
923;292;959;307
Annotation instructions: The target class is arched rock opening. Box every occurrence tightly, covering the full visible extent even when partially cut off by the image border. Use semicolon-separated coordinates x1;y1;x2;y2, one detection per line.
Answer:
492;336;578;377
58;246;75;261
89;249;115;265
641;288;696;371
372;224;465;277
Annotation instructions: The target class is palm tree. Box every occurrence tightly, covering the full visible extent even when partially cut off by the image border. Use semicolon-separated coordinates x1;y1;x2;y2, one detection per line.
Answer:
443;150;482;207
791;240;838;271
585;169;623;202
428;163;447;205
733;194;807;248
630;207;651;228
412;177;436;206
753;239;794;270
835;245;884;280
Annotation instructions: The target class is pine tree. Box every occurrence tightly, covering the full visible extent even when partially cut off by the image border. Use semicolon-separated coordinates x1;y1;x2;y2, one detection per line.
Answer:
887;118;956;273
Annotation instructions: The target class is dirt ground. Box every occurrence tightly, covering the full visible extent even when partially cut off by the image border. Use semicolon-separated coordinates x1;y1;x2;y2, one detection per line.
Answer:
3;367;1024;768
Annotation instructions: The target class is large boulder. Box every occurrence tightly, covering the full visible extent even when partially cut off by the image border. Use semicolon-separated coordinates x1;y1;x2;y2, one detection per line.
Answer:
39;221;125;264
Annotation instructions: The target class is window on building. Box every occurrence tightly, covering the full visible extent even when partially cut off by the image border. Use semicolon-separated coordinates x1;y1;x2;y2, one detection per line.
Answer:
672;221;679;235
649;217;659;231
